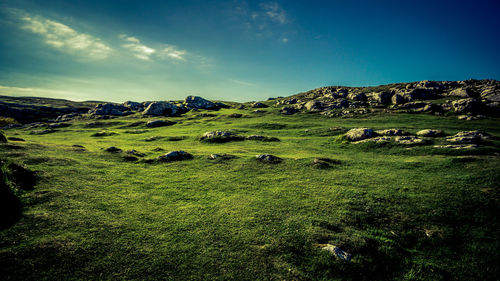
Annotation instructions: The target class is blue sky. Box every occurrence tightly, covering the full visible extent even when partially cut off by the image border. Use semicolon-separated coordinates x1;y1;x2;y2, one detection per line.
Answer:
0;0;499;102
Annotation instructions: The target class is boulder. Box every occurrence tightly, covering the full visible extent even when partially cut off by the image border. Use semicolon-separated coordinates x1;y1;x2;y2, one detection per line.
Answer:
347;93;366;101
353;136;392;144
446;131;489;144
318;244;352;261
250;102;268;108
143;102;180;116
448;88;474;98
345;128;376;142
391;93;407;105
208;154;236;160
375;129;407;136
105;146;122;153
256;154;282;163
158;151;193;162
123;101;143;111
312;157;341;169
481;87;500;102
89;103;129;116
280;107;298;115
370;91;393;104
452;98;482;114
394;136;424;145
416;129;445;137
184;96;217;110
146;120;176;128
200;131;244;143
305;100;323;111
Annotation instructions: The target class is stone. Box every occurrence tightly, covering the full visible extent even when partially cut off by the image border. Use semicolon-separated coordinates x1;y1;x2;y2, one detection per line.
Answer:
7;137;24;142
449;88;474;98
200;131;244;143
208;154;236;160
347;92;366;101
305;100;324;111
391;93;407;104
256;154;282;163
452;98;482;114
146;120;176;128
158;150;193;162
105;146;122;153
318;244;352;261
184;96;217;109
394;136;424;145
143;102;180;116
345;128;376;142
312;157;341;169
89;103;129;116
433;144;480;149
416;129;445;137
123;101;143;111
280;106;298;115
353;136;392;144
446;131;489;144
375;129;407;136
371;91;393;104
250;102;268;108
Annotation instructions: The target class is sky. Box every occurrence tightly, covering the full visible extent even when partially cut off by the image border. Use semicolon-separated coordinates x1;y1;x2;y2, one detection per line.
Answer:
0;0;499;102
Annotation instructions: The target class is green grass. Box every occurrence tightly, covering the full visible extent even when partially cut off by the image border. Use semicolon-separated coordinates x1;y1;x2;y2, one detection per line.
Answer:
0;108;499;280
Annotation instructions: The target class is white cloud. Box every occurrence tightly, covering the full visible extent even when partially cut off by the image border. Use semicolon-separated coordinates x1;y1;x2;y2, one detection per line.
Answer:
261;2;288;24
231;1;291;42
0;85;91;101
119;34;187;61
17;12;112;59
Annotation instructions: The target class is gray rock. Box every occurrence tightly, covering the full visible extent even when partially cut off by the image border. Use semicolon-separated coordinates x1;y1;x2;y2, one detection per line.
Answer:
353;136;392;144
319;244;352;261
184;96;217;109
200;131;244;142
345;128;376;142
375;129;407;136
246;135;280;142
208;154;236;160
416;129;445;137
370;91;393;104
449;88;474;98
391;93;407;104
433;144;480;149
394;136;424;145
158;150;193;162
452;98;482;114
305;100;324;111
146;120;176;128
280;106;298;115
89;103;129;116
446;131;489;144
105;146;122;153
256;154;282;163
250;102;268;108
143;102;180;116
347;93;366;101
123;101;143;111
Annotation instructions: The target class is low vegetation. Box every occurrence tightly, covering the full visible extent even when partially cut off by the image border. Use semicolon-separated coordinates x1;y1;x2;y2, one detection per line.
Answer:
0;90;499;280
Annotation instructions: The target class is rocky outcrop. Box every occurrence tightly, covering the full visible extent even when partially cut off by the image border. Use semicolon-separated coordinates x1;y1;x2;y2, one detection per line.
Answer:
89;103;130;116
256;154;282;163
416;129;445;137
452;98;482;114
184;96;217;110
345;128;376;142
200;131;244;143
446;131;489;144
158;151;193;162
143;102;181;116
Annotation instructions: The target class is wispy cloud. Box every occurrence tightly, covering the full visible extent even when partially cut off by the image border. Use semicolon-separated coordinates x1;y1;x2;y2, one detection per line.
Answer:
230;79;256;86
0;85;92;101
231;1;292;43
260;2;288;24
13;10;112;59
119;34;187;61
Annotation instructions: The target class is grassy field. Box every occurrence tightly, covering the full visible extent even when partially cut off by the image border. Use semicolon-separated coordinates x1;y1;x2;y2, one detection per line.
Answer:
1;106;499;280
